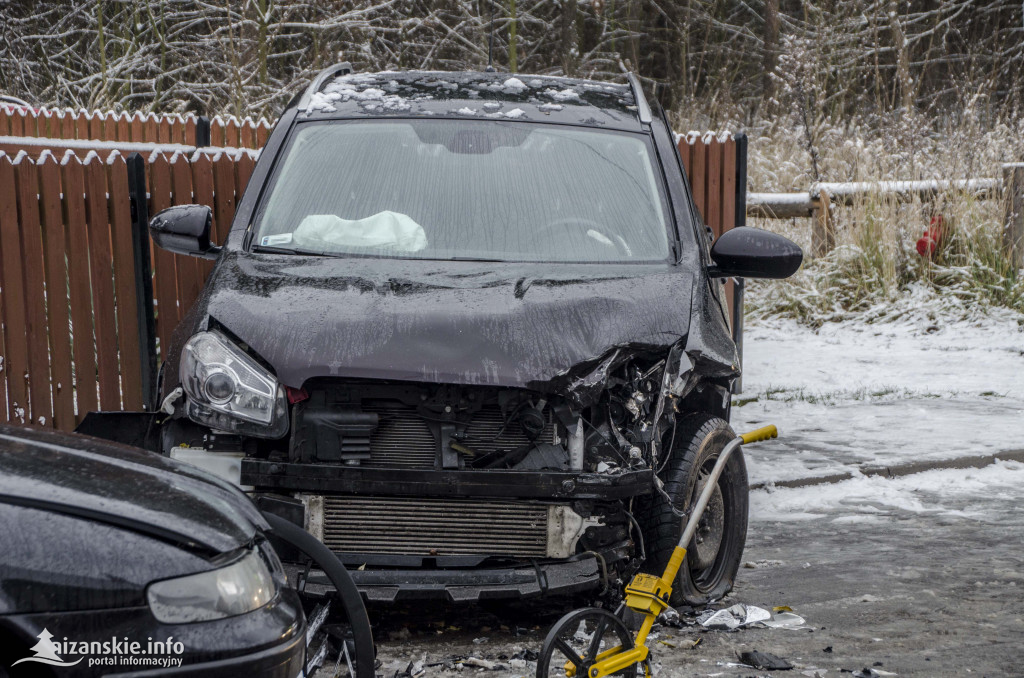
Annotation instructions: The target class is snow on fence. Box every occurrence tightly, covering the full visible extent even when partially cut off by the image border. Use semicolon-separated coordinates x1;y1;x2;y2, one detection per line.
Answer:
0;131;747;431
0;104;272;155
0;148;255;430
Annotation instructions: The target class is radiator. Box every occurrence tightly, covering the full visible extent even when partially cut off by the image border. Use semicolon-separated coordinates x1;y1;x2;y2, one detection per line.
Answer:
320;496;550;557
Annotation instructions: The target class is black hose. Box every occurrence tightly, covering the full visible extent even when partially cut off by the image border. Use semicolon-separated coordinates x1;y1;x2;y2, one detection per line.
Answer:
261;511;375;678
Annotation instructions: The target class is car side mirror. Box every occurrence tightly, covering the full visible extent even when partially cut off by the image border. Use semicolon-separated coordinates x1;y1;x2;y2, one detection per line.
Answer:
149;205;220;260
708;226;803;279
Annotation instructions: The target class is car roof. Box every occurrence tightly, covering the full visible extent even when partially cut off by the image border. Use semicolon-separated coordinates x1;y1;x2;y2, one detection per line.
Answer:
296;68;650;133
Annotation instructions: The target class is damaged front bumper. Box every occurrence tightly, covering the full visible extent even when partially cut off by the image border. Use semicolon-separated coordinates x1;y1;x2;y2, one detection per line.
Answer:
289;556;602;603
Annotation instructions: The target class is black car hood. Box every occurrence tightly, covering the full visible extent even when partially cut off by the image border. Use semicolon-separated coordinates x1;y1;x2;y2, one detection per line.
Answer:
0;426;264;554
198;251;699;392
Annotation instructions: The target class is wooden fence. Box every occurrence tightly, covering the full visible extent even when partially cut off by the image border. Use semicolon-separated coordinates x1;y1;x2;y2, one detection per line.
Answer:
0;104;271;150
677;131;747;319
0;148;254;430
0;130;745;432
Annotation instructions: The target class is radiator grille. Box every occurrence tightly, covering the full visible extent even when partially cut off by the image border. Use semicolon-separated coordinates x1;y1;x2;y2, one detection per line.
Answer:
321;497;549;557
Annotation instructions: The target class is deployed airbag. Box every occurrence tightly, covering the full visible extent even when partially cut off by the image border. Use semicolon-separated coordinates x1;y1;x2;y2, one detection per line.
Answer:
293;211;428;253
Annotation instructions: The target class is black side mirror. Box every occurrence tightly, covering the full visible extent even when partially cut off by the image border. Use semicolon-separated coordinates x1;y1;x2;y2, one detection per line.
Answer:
709;226;803;279
149;205;220;260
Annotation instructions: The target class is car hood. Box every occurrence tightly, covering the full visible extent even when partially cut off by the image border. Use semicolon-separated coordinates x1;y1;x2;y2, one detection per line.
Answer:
198;251;699;392
0;426;264;554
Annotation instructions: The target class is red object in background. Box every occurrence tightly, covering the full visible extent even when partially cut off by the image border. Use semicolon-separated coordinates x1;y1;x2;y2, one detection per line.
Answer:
916;215;943;257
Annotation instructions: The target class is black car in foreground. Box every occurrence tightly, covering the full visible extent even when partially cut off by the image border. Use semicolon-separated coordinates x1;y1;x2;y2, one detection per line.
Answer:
88;66;801;606
0;425;310;677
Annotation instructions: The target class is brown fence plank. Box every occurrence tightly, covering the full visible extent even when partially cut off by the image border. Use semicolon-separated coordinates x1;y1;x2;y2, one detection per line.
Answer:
74;110;89;140
212;152;237;246
88;112;103;141
14;155;54;426
157;117;171;144
83;152;121;409
0;155;31;424
60;109;74;139
10;109;25;136
224;117;240;149
0;107;10;136
106;153;144;411
143;114;158;146
239;118;255;149
191;152;217;278
131;112;144;142
61;152;99;421
210;116;226;147
116;112;130;142
185;116;197;146
707;139;723;238
235;152;255;196
721;136;737;234
691;140;707;223
37;152;75;430
170;153;205;316
256;119;271;147
148;152;179;360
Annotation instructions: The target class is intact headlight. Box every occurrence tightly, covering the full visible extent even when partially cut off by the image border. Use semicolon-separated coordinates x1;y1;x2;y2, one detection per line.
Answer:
180;330;288;438
146;547;276;624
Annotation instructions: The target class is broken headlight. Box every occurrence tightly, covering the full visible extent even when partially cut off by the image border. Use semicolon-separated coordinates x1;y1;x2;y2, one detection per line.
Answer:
146;547;276;623
180;331;288;438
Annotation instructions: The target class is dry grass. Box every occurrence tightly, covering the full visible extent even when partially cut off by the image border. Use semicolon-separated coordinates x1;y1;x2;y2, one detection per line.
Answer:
674;103;1024;325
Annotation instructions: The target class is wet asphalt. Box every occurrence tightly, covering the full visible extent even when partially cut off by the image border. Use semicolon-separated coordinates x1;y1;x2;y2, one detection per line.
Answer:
319;462;1024;678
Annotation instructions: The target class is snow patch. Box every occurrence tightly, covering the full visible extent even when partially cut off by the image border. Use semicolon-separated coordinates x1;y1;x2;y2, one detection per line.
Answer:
501;77;527;93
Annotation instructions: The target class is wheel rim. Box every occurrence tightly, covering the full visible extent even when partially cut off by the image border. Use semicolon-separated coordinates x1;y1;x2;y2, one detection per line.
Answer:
690;468;725;570
537;608;636;678
686;453;734;592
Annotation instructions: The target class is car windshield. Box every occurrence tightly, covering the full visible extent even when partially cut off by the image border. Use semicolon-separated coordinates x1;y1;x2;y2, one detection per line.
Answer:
254;120;672;263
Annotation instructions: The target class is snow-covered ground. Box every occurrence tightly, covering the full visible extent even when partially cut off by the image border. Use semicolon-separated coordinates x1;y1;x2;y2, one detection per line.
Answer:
732;316;1024;486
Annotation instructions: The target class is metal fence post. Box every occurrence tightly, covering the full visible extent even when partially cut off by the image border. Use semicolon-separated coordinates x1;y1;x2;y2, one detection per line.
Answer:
126;152;157;410
196;115;211;147
732;133;747;395
1003;163;1024;268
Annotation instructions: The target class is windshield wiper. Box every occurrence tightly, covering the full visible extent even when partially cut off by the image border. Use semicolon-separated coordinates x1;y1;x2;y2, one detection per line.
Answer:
252;244;330;257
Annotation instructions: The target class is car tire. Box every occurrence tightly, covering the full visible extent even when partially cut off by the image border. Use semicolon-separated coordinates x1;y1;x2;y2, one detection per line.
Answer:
635;412;748;607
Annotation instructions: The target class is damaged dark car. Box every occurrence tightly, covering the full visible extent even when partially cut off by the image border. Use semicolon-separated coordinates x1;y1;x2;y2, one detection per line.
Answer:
93;66;801;605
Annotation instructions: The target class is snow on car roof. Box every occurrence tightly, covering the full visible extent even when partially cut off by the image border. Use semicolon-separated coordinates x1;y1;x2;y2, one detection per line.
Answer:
302;70;645;132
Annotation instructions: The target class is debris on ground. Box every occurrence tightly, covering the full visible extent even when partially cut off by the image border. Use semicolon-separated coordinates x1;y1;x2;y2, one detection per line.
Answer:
763;611;809;629
462;657;508;671
696;603;811;631
848;668;897;677
699;604;771;629
738;650;794;670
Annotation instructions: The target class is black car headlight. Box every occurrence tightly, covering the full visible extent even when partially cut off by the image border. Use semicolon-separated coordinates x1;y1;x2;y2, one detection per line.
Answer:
146;547;277;624
180;331;288;438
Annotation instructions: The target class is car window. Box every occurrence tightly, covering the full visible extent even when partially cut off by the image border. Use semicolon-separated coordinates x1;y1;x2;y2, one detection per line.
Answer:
254;119;672;263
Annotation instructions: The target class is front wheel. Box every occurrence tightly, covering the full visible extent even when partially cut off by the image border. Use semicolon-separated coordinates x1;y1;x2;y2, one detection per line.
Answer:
635;413;748;606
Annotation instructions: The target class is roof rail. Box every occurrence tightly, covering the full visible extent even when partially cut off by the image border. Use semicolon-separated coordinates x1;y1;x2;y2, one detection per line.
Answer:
625;72;652;125
298;62;354;110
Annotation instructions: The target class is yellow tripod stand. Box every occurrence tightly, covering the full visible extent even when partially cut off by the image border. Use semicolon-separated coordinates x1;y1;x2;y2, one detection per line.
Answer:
536;425;779;678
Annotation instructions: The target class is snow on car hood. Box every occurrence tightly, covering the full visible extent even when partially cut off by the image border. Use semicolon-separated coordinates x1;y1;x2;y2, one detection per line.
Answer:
194;250;724;393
